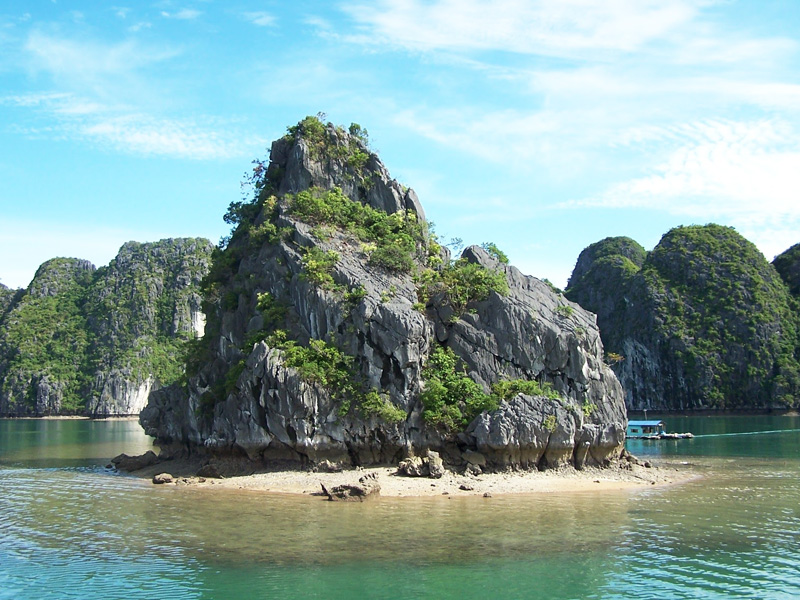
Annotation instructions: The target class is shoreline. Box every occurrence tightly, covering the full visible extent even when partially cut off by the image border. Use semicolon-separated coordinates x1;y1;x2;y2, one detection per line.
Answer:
628;409;799;417
1;415;140;421
126;455;700;498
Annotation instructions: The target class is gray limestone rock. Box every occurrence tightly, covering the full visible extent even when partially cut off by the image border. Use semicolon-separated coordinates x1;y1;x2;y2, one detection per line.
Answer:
396;450;445;478
426;449;445;478
321;472;381;501
462;450;487;467
196;464;223;479
397;456;429;477
140;118;627;471
317;460;344;473
112;450;159;472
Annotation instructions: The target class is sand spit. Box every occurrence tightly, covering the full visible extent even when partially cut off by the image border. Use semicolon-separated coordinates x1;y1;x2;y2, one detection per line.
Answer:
123;454;699;498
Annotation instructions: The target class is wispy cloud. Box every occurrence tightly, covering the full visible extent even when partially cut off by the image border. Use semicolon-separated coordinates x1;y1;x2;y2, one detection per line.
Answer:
1;91;71;107
573;118;800;258
80;113;260;159
341;0;705;56
160;9;202;20
5;92;262;159
128;22;152;32
329;0;797;165
11;31;267;159
23;30;179;104
243;11;275;27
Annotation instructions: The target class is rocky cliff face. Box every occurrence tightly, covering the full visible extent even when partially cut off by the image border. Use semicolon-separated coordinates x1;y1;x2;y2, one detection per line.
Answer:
141;117;626;470
566;228;800;411
84;239;212;416
0;259;96;415
0;238;212;416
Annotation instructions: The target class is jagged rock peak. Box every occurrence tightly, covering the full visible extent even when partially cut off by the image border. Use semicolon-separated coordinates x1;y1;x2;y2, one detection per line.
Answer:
266;116;425;220
28;258;96;298
141;117;627;471
567;236;646;290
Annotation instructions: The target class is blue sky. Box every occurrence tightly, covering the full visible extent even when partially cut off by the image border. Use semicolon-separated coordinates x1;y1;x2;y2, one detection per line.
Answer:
2;0;800;290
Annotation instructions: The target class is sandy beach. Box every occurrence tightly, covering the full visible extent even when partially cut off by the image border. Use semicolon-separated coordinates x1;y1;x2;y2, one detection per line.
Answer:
128;455;699;498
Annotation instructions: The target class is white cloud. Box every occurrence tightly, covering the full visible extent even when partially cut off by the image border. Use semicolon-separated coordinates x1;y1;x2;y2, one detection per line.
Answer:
129;22;152;32
335;0;800;172
23;30;178;103
342;0;706;56
4;92;262;160
243;11;275;27
669;35;797;65
80;114;258;159
25;31;152;73
12;32;261;159
1;92;71;107
161;9;201;20
573;119;800;259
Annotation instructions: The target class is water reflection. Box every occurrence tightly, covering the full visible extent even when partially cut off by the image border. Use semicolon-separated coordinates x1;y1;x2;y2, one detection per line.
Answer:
1;417;800;599
0;419;155;467
627;414;800;459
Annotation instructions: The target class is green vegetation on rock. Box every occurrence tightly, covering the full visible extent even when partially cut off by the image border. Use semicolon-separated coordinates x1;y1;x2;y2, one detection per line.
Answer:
265;332;405;423
420;346;499;430
288;186;428;274
420;346;565;431
567;225;800;410
480;242;509;264
0;283;21;318
287;115;373;180
491;378;561;402
0;259;94;413
773;242;800;297
416;257;509;317
0;240;213;416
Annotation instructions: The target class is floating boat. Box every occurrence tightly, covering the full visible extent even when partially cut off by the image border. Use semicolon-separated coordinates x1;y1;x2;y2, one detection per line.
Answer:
626;420;694;440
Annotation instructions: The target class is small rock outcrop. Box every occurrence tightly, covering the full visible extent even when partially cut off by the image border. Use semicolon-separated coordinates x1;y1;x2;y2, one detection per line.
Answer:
140;116;626;471
0;239;213;416
111;450;160;472
397;450;445;478
566;228;800;411
321;472;381;501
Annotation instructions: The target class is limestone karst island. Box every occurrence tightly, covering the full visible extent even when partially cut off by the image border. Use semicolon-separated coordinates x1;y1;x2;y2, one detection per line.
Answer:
2;117;800;488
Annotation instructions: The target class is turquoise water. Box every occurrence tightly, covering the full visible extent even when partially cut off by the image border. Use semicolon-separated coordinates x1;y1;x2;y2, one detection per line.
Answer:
1;416;799;599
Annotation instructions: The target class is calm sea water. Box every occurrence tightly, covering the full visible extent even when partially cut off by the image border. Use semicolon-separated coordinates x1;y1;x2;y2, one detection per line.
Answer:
1;415;799;599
